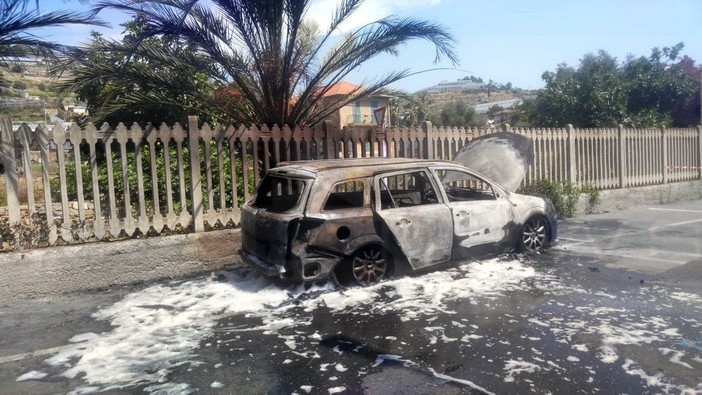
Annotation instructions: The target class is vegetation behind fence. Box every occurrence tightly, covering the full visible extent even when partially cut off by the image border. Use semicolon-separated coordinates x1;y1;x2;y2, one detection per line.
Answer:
1;115;700;249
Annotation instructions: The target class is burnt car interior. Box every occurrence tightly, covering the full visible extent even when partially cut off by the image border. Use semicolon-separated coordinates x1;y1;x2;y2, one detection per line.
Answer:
438;169;498;202
252;176;306;212
323;179;366;211
376;171;439;209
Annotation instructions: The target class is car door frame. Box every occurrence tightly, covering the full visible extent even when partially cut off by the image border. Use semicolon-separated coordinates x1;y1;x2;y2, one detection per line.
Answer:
430;166;514;258
371;168;453;270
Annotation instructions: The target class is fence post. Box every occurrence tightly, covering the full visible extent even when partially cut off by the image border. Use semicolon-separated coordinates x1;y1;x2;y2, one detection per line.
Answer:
566;124;576;184
698;125;702;181
423;121;433;159
322;120;334;159
618;124;627;188
0;116;20;223
188;116;204;233
501;123;512;132
661;125;668;185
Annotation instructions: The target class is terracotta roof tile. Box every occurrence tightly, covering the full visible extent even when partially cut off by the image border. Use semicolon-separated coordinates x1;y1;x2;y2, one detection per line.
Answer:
321;81;360;97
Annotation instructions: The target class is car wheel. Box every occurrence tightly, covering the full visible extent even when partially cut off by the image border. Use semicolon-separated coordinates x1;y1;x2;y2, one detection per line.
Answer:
520;216;549;253
337;245;391;286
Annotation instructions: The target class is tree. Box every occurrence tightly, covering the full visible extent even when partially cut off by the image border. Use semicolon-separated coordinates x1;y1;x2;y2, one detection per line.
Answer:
11;79;26;90
461;75;483;83
55;16;219;126
428;99;484;127
526;44;699;128
530;51;627;127
510;97;536;127
389;93;430;127
486;104;503;119
623;44;699;126
82;0;458;127
0;0;106;87
674;55;702;125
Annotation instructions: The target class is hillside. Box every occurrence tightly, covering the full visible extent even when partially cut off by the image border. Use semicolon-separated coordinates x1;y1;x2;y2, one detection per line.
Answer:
416;78;536;113
0;66;71;122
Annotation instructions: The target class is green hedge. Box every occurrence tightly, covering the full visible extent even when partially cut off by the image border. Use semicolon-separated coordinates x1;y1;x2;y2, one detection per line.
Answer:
518;179;599;218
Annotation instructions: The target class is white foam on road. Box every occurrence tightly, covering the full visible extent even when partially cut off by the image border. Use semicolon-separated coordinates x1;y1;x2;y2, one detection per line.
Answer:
16;370;48;381
17;258;531;393
14;256;702;394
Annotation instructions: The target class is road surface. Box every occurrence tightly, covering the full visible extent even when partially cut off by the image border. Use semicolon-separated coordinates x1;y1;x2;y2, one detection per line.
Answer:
1;200;701;394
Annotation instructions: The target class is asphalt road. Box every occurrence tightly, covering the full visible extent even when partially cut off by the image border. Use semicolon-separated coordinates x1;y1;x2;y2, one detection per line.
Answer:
1;200;701;395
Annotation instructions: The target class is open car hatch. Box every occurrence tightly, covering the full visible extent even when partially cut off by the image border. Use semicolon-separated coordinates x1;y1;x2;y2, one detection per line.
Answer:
451;132;534;192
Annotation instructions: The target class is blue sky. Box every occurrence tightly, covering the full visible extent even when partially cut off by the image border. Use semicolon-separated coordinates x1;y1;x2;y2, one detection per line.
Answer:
39;0;702;93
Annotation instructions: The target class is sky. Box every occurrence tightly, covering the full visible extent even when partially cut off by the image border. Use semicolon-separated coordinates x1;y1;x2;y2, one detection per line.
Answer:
37;0;702;93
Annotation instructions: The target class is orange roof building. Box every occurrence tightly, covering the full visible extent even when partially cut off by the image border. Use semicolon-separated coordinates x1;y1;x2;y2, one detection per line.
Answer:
318;81;390;128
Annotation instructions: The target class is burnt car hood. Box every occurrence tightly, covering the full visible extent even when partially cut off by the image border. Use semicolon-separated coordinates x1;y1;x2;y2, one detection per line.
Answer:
451;132;534;192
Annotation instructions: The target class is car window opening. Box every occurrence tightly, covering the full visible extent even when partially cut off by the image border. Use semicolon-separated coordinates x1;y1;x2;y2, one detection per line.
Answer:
377;171;439;209
251;175;306;212
439;169;497;202
324;179;366;211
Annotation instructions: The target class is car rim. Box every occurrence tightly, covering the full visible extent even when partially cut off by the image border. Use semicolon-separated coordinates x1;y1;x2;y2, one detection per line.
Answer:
351;246;388;286
522;218;548;252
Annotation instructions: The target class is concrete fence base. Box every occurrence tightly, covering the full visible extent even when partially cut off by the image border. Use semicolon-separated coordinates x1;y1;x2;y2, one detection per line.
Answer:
0;229;241;302
1;180;701;302
576;180;702;215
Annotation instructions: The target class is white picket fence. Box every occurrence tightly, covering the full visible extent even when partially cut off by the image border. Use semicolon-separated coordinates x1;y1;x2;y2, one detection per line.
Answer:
1;115;700;248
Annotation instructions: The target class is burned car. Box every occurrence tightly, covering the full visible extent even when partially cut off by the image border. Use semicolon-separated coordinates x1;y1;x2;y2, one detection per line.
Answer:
240;133;557;286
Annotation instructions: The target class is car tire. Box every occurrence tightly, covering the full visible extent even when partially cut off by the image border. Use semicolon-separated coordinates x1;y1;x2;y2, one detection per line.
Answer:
519;216;550;253
336;245;392;286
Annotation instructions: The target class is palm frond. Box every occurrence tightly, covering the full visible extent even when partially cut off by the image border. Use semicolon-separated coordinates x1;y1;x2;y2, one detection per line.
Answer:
0;0;106;62
86;0;458;127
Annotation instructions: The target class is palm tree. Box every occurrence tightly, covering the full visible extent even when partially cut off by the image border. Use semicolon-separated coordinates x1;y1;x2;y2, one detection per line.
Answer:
54;16;220;126
85;0;458;127
0;0;106;87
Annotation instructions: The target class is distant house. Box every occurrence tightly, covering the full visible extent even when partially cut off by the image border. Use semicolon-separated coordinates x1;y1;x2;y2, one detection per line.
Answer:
473;99;523;127
426;80;485;94
12;56;55;76
319;81;391;129
63;103;88;119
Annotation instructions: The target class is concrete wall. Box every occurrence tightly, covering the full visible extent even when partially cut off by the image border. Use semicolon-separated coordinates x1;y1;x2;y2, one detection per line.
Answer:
576;180;702;215
0;229;241;302
1;180;700;301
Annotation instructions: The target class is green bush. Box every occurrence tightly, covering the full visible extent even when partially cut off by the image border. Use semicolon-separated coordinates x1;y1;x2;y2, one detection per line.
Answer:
12;80;27;90
518;179;599;218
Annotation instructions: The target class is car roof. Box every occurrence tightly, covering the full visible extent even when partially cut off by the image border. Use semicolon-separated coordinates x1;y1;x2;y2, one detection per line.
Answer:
272;158;465;176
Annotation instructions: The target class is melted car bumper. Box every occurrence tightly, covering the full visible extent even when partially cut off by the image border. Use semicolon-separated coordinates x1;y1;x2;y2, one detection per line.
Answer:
239;249;342;283
239;249;287;277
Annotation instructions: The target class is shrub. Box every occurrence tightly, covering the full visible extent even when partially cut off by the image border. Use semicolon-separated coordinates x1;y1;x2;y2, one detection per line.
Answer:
518;179;598;218
12;80;27;90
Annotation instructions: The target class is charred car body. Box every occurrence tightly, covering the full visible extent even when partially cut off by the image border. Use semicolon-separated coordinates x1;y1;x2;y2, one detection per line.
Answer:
240;133;557;286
